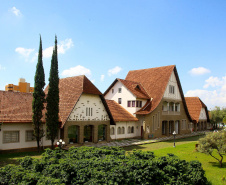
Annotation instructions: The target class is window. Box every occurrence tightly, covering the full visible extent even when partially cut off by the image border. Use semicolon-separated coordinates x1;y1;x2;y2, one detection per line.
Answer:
118;98;122;104
175;103;180;112
118;88;122;93
127;101;131;107
112;89;114;94
26;130;35;142
110;127;115;135
136;101;142;107
128;100;142;107
3;131;19;143
122;127;125;134
169;102;174;111
86;108;93;116
131;126;134;133
169;85;175;94
117;127;121;134
128;126;131;134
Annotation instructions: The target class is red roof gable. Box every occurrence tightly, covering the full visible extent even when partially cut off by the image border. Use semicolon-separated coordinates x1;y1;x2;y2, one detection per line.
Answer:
185;97;209;123
106;100;138;122
126;65;175;114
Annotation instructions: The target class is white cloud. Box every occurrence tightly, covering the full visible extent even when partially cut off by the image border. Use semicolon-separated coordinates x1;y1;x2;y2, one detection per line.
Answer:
43;38;74;58
0;64;6;70
185;75;226;109
108;66;122;76
100;75;105;81
61;65;91;77
189;67;211;76
58;39;74;54
43;46;53;58
10;7;22;16
203;76;226;88
15;47;35;58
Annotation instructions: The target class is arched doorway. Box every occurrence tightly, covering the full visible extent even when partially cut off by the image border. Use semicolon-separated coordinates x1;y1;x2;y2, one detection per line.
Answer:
98;124;107;141
68;125;79;144
84;125;93;142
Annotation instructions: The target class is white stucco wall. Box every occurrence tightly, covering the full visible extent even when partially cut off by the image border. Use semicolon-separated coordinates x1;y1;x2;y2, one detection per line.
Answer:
68;93;110;122
110;121;141;140
105;81;147;115
163;71;181;100
0;123;57;150
199;108;207;120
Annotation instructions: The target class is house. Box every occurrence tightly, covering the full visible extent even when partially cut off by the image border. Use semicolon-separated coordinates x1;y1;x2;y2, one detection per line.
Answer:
104;65;193;139
0;75;114;151
0;90;51;151
185;97;211;131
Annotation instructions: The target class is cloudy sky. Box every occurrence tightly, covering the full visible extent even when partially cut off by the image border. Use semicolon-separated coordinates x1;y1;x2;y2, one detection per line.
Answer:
0;1;226;109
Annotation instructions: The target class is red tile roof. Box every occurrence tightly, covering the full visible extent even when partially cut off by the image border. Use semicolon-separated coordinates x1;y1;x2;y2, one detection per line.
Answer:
126;65;175;114
0;75;114;127
45;75;103;127
185;97;209;123
106;100;138;122
118;79;150;99
0;91;33;123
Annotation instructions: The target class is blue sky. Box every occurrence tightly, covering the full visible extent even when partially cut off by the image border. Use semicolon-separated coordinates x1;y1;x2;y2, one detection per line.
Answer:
0;0;226;109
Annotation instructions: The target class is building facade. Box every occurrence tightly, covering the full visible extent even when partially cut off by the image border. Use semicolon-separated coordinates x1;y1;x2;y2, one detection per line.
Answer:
105;65;193;139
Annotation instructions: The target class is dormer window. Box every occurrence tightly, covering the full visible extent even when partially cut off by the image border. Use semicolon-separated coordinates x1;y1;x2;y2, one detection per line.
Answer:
169;85;175;94
118;88;122;93
135;85;141;90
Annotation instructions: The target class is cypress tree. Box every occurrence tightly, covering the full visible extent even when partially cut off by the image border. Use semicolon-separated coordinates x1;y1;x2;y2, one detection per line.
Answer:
46;35;59;149
32;35;45;152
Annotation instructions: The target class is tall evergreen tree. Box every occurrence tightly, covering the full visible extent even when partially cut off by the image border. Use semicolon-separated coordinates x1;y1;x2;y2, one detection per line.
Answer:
32;36;45;152
46;35;59;149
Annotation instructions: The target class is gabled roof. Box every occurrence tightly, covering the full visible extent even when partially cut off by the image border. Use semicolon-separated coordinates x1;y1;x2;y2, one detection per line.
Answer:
185;97;210;123
106;100;138;122
104;78;149;99
1;75;114;126
0;91;33;123
125;65;192;121
45;75;105;127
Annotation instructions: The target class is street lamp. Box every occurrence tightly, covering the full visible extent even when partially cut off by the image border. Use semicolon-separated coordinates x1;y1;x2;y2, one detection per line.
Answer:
57;139;65;149
172;131;176;147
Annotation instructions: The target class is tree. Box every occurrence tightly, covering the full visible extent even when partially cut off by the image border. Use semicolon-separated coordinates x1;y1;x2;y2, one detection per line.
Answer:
32;36;45;152
46;36;59;149
198;130;226;167
209;106;226;129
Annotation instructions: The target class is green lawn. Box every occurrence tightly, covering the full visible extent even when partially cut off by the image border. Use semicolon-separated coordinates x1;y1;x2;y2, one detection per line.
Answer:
124;136;226;185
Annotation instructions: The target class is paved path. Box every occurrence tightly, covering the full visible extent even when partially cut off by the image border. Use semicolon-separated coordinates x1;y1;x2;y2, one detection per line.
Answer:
65;131;209;149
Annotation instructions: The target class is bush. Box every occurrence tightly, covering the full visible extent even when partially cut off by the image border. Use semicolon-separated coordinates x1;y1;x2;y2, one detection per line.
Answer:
0;146;208;185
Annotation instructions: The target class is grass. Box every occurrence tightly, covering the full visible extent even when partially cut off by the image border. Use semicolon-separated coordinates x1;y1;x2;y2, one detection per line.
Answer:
124;135;226;185
0;135;225;184
0;151;43;167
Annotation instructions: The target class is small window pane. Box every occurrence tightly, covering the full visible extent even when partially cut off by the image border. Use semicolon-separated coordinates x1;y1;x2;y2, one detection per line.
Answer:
26;130;35;141
3;131;19;143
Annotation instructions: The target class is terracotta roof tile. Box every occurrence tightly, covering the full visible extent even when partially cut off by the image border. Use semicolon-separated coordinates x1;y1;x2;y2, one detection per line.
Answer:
126;65;175;114
118;79;150;99
0;91;33;122
1;75;104;126
106;100;138;122
45;75;103;127
185;97;208;123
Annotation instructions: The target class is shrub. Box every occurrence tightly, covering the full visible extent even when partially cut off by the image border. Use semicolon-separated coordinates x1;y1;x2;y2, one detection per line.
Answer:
0;146;208;185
